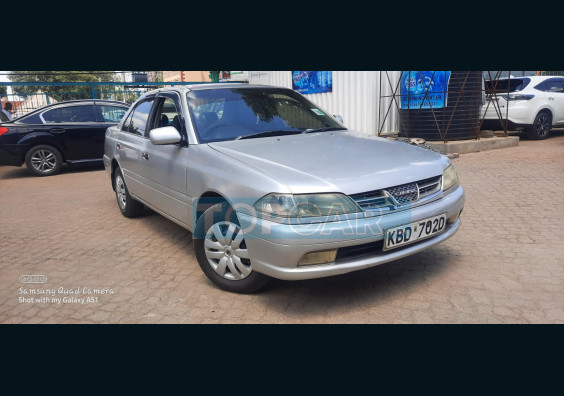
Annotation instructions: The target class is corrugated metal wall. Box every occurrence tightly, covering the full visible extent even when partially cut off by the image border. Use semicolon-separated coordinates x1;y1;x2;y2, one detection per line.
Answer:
248;71;400;134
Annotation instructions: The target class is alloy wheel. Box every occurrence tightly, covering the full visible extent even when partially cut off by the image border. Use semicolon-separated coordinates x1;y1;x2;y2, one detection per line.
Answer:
30;149;57;173
535;114;550;137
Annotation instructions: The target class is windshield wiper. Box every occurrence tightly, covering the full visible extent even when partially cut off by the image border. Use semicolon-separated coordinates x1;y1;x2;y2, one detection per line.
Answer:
302;127;347;134
236;130;302;140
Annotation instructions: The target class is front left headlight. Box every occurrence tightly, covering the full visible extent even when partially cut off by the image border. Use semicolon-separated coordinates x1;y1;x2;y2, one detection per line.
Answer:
442;163;459;191
254;193;360;218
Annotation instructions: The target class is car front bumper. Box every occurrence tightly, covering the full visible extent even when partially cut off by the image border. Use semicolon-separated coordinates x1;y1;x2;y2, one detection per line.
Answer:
238;185;465;280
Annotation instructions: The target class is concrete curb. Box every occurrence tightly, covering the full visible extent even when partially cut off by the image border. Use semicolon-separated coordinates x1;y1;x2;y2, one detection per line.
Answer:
426;136;520;155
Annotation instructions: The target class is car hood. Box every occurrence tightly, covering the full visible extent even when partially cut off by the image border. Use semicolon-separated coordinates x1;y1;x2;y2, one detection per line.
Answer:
208;131;449;195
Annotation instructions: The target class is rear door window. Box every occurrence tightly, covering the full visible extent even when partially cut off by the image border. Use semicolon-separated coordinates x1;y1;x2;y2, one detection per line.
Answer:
535;79;564;92
99;105;128;123
42;105;97;123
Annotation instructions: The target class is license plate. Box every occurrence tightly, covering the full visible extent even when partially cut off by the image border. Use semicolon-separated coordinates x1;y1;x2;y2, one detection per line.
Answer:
384;213;447;251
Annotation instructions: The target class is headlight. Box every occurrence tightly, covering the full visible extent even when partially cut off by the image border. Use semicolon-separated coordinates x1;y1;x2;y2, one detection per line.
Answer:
442;163;459;191
254;193;360;218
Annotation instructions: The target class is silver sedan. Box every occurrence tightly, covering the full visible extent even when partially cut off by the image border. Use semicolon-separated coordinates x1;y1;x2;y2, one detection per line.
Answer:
104;84;464;293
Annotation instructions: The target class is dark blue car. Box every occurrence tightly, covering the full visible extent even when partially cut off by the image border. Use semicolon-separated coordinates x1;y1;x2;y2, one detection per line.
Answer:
0;100;129;176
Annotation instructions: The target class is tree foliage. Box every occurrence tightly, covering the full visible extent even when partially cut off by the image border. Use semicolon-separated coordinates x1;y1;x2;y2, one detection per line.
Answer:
8;71;118;100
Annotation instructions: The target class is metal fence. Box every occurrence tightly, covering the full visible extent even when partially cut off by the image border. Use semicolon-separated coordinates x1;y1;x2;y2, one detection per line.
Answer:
0;81;244;119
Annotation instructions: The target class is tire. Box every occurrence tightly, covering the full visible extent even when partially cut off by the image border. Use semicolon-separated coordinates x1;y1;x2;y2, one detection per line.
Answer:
527;111;552;140
25;145;63;176
194;202;270;293
114;168;144;218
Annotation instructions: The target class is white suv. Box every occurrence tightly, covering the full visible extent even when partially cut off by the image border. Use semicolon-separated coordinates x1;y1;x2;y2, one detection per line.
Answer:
482;75;564;139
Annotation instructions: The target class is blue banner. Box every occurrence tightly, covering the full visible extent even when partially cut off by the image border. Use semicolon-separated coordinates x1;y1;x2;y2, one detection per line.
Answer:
292;71;333;95
400;71;451;109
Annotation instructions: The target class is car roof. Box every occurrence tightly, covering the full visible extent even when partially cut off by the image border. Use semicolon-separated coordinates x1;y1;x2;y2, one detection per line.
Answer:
496;75;561;81
9;99;129;123
142;83;285;96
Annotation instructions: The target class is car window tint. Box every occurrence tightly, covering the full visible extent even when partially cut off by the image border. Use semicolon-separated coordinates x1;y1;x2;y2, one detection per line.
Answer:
17;112;43;124
121;111;133;132
536;80;564;92
486;78;530;93
100;105;128;122
129;99;154;136
43;105;97;123
187;88;341;143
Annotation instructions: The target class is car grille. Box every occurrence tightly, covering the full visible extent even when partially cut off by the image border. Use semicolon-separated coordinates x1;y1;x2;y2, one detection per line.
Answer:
350;175;442;210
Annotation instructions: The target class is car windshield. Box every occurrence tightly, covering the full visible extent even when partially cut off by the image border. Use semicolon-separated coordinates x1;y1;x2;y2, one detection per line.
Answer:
186;87;345;143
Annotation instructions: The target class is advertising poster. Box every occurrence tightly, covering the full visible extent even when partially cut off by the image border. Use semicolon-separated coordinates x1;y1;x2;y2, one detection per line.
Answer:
292;71;333;94
400;71;451;109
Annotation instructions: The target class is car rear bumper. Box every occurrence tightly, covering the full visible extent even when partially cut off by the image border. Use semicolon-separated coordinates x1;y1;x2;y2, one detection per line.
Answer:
481;103;536;129
239;185;465;280
481;119;529;131
0;145;25;167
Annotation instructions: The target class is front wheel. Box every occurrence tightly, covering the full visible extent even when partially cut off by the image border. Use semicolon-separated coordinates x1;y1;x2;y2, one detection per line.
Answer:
194;202;270;293
527;112;552;140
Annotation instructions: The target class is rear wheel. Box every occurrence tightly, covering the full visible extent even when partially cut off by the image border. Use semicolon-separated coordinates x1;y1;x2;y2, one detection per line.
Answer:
114;168;144;218
194;202;270;293
527;111;552;140
25;145;63;176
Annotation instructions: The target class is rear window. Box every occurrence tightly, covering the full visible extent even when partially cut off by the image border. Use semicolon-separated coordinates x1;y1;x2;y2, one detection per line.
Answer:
16;112;42;124
485;78;530;94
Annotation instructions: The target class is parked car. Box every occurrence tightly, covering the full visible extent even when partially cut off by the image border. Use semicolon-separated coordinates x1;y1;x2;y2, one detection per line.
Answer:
0;100;129;176
104;85;465;293
481;75;564;139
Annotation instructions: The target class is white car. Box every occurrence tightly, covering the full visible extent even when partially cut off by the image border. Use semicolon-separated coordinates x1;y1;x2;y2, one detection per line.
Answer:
482;75;564;139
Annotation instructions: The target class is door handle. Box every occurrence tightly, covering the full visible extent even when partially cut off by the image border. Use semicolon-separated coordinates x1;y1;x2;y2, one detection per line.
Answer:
116;143;122;150
549;97;555;101
49;128;65;134
142;152;150;160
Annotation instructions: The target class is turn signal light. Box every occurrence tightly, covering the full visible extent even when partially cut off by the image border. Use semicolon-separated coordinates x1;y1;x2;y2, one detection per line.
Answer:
0;127;9;136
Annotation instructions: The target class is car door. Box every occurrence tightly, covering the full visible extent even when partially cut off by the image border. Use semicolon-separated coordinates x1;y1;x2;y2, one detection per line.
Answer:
116;96;156;199
40;103;103;160
137;91;191;227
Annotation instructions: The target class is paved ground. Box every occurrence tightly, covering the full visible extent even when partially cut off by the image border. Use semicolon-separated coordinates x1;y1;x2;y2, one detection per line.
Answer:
1;131;563;324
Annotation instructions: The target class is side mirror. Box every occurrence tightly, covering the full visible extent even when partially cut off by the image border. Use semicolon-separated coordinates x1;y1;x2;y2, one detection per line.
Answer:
149;126;181;145
333;115;344;123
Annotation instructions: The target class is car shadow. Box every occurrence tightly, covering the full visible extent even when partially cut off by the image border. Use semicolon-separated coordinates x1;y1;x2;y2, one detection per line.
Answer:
511;127;564;141
253;247;453;318
0;163;105;179
113;201;453;316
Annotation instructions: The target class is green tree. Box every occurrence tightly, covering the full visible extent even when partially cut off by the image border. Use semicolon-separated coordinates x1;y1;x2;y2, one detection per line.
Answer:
0;86;6;96
8;71;118;101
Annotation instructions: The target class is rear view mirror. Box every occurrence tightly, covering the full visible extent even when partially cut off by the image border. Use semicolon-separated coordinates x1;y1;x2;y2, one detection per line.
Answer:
149;126;182;145
333;115;344;123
